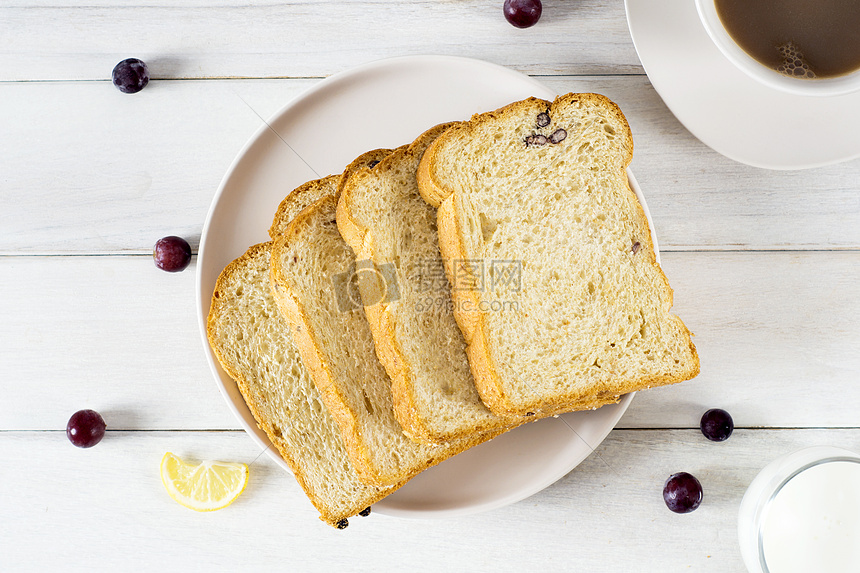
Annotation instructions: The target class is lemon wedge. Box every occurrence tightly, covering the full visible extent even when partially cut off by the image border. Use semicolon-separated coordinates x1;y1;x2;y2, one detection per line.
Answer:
160;452;248;511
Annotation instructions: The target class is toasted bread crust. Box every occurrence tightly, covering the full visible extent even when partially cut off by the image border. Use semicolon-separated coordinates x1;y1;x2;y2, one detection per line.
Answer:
435;194;507;414
415;134;448;208
418;93;700;416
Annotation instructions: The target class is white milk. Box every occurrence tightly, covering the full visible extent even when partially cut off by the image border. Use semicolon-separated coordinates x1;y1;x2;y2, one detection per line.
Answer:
761;461;860;573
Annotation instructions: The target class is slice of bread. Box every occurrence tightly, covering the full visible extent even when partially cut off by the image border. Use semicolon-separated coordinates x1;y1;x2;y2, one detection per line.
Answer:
207;242;399;528
270;195;504;486
417;93;700;416
336;123;525;442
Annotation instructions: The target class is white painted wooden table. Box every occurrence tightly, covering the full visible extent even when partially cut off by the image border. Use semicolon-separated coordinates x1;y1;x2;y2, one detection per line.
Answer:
2;2;859;571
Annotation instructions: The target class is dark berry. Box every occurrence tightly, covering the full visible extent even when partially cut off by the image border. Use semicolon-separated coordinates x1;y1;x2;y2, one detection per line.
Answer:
536;112;550;127
112;58;150;94
67;409;106;448
503;0;542;28
335;519;349;529
549;128;567;144
663;472;703;514
153;236;192;272
358;507;371;517
700;408;734;442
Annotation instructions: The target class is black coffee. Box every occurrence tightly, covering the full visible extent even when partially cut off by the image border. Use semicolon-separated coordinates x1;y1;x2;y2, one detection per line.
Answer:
714;0;860;79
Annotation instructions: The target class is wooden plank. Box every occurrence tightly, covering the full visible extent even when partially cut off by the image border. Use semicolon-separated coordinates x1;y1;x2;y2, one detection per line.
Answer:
0;79;315;255
618;251;860;429
1;251;858;430
0;255;238;430
2;77;858;254
0;1;640;81
2;428;856;571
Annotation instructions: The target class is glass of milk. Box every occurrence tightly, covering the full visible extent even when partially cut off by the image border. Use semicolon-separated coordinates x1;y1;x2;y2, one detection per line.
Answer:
738;446;860;573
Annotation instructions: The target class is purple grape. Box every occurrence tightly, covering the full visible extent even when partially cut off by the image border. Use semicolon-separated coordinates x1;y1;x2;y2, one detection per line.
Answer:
153;236;192;272
504;0;542;28
112;58;149;94
700;408;734;442
67;409;106;448
663;472;703;513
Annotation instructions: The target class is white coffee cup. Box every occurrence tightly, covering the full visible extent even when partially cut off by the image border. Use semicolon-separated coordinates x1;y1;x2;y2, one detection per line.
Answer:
694;0;860;97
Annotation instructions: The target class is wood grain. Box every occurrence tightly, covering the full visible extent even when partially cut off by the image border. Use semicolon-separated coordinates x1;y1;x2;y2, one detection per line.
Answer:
620;251;860;429
0;255;237;430
0;1;640;81
0;79;315;255
2;252;857;430
2;78;858;254
2;428;858;571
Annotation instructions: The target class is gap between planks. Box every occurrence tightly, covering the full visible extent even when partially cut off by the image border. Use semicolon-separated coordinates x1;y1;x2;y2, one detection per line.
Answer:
0;74;651;84
4;427;858;433
2;248;859;257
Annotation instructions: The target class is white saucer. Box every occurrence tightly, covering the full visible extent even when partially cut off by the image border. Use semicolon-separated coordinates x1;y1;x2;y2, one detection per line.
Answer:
196;55;649;519
625;0;860;170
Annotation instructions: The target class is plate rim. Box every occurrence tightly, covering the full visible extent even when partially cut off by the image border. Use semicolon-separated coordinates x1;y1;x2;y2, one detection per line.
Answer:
196;54;653;519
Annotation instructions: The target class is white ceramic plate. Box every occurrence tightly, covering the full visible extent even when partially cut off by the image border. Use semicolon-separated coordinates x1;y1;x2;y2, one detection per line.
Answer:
625;0;860;170
197;55;652;518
